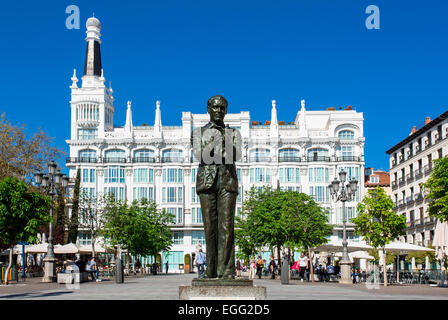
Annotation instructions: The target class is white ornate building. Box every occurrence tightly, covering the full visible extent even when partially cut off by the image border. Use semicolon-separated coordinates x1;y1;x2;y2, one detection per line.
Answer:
66;17;366;272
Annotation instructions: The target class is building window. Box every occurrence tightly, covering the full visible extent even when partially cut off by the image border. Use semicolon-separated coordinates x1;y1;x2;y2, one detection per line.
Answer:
133;168;154;183
278;149;300;162
308;167;329;183
250;168;271;183
337;230;358;241
162;187;183;203
191;187;200;203
249;148;270;162
77;232;92;245
162;168;183;183
309;186;330;203
192;207;203;224
338;166;360;181
172;231;184;245
166;207;183;224
104;187;126;200
307;148;329;161
162;149;183;162
133;149;155;162
104;149;126;163
337;207;357;224
338;130;355;140
237;186;243;203
280;168;301;183
237;168;241;182
339;145;354;159
192;230;206;245
82;169;95;183
369;175;379;183
133;187;154;201
104;166;125;183
81;187;95;200
78;149;97;161
192;168;197;183
77;128;98;140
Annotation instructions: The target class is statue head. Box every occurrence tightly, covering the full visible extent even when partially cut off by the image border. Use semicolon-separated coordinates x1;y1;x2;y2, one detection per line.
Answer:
207;95;228;123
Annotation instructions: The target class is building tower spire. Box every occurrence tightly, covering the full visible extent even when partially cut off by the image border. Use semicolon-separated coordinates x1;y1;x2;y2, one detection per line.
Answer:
270;100;279;139
154;101;163;139
125;101;134;136
84;16;102;77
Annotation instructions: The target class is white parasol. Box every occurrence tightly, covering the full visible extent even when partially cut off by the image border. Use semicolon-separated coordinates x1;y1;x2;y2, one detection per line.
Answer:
54;243;79;254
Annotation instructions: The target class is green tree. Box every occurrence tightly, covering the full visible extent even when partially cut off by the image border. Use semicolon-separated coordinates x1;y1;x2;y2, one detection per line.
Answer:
67;168;80;243
0;113;62;182
0;177;52;284
101;198;175;264
78;191;108;258
235;186;332;279
284;191;333;281
352;186;407;286
423;157;448;222
235;186;283;262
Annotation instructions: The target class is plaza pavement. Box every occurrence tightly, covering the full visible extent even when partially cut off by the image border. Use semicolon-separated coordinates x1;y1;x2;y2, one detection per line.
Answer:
0;273;447;300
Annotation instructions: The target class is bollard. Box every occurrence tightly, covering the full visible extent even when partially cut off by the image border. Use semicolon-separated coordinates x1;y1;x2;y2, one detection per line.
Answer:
115;258;124;283
281;255;289;285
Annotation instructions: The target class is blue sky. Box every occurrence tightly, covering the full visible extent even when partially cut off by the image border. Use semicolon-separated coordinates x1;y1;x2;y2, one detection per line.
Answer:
0;0;447;173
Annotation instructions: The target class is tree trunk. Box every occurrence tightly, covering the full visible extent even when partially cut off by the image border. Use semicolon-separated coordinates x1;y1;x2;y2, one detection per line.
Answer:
4;246;13;285
277;245;281;271
91;234;96;258
308;247;314;283
383;247;388;287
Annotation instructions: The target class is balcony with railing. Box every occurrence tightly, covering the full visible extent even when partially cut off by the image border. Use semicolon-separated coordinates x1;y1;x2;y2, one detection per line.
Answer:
414;218;422;226
162;156;184;163
398;177;406;188
103;157;127;163
66;157;98;164
406;173;414;183
406;195;415;206
407;220;415;228
414;193;424;203
249;156;271;162
278;156;301;162
424;163;433;175
307;156;331;162
336;156;361;162
132;157;156;163
414;168;423;180
424;216;436;225
391;180;398;191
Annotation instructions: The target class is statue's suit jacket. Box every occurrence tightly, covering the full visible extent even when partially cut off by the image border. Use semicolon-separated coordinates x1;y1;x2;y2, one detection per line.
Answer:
192;122;241;194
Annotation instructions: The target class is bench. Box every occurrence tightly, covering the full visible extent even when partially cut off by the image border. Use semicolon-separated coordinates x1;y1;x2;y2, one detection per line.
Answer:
57;272;88;284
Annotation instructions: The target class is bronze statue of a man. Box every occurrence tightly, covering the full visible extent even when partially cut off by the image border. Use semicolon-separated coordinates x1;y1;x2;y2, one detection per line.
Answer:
192;95;241;279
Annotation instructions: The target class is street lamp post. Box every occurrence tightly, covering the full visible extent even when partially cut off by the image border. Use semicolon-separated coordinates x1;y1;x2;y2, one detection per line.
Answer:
328;170;358;284
34;161;69;283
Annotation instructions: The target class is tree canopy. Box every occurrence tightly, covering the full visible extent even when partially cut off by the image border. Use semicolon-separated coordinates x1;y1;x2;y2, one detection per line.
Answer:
101;198;174;258
0;177;52;284
423;157;448;222
235;186;332;262
0;113;62;182
352;186;407;286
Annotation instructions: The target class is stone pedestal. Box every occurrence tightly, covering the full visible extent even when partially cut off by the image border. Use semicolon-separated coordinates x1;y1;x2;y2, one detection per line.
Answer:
42;256;57;283
179;278;266;300
339;260;352;284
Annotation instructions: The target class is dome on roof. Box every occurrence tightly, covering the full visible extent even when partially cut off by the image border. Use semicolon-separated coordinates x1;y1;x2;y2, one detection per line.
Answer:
86;17;101;29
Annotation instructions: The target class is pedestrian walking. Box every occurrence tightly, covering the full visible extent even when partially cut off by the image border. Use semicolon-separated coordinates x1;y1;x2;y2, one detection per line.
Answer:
269;256;276;279
236;257;241;277
195;249;206;278
297;252;308;282
86;257;98;281
351;265;357;284
165;260;169;274
256;256;264;279
248;255;256;280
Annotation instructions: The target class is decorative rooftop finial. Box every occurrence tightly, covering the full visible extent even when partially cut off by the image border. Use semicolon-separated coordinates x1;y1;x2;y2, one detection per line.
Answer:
156;100;161;109
272;100;276;109
127;101;132;109
70;69;78;88
301;99;306;110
